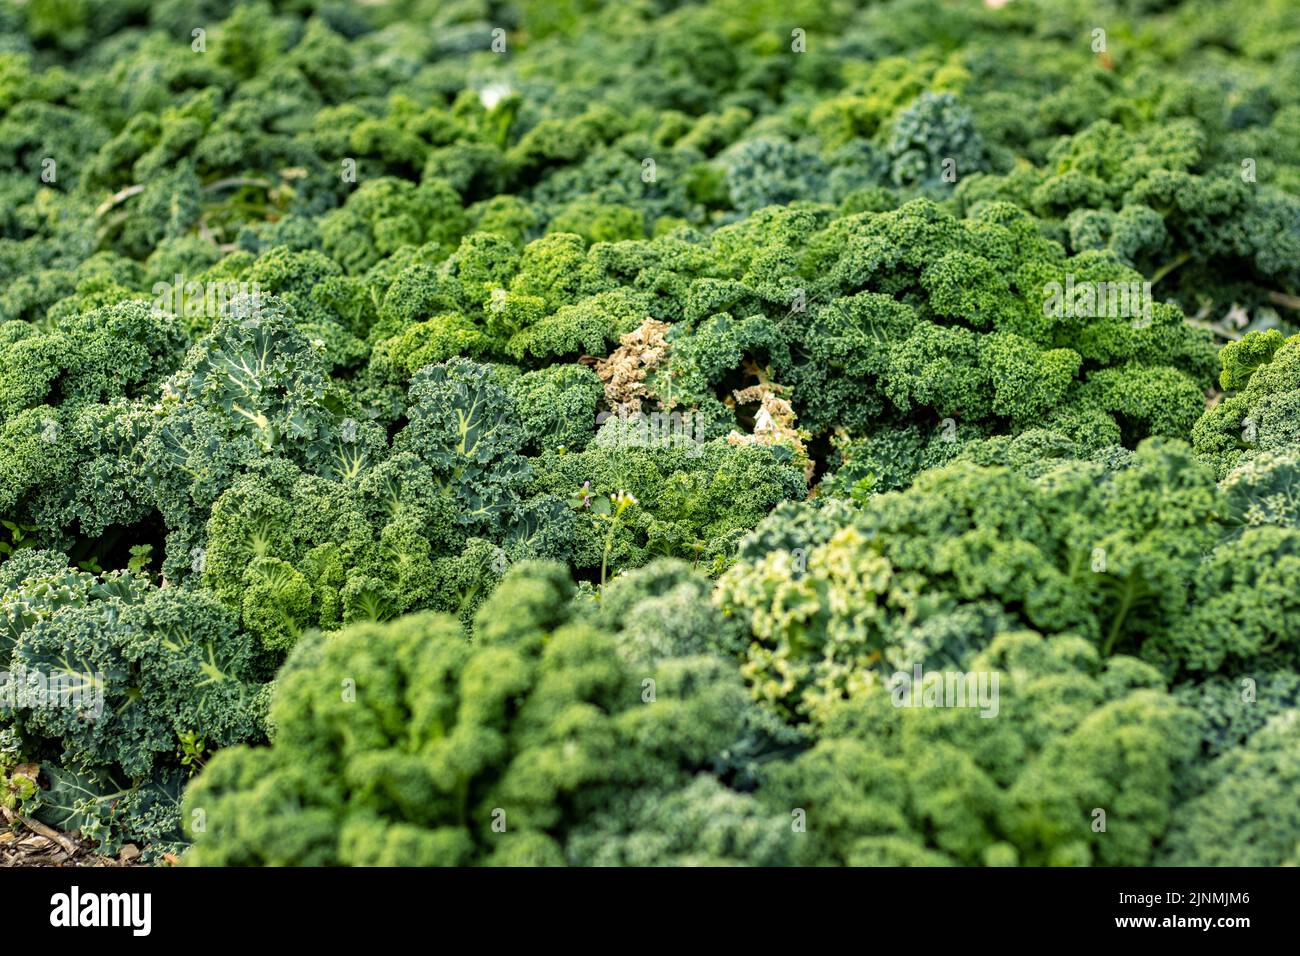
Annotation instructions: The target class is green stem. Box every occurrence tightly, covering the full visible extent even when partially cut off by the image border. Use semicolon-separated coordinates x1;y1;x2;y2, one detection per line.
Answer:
600;518;618;591
1150;252;1191;286
1102;576;1138;656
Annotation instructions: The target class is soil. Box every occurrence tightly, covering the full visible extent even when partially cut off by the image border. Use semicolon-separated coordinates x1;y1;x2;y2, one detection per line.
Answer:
0;818;151;867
